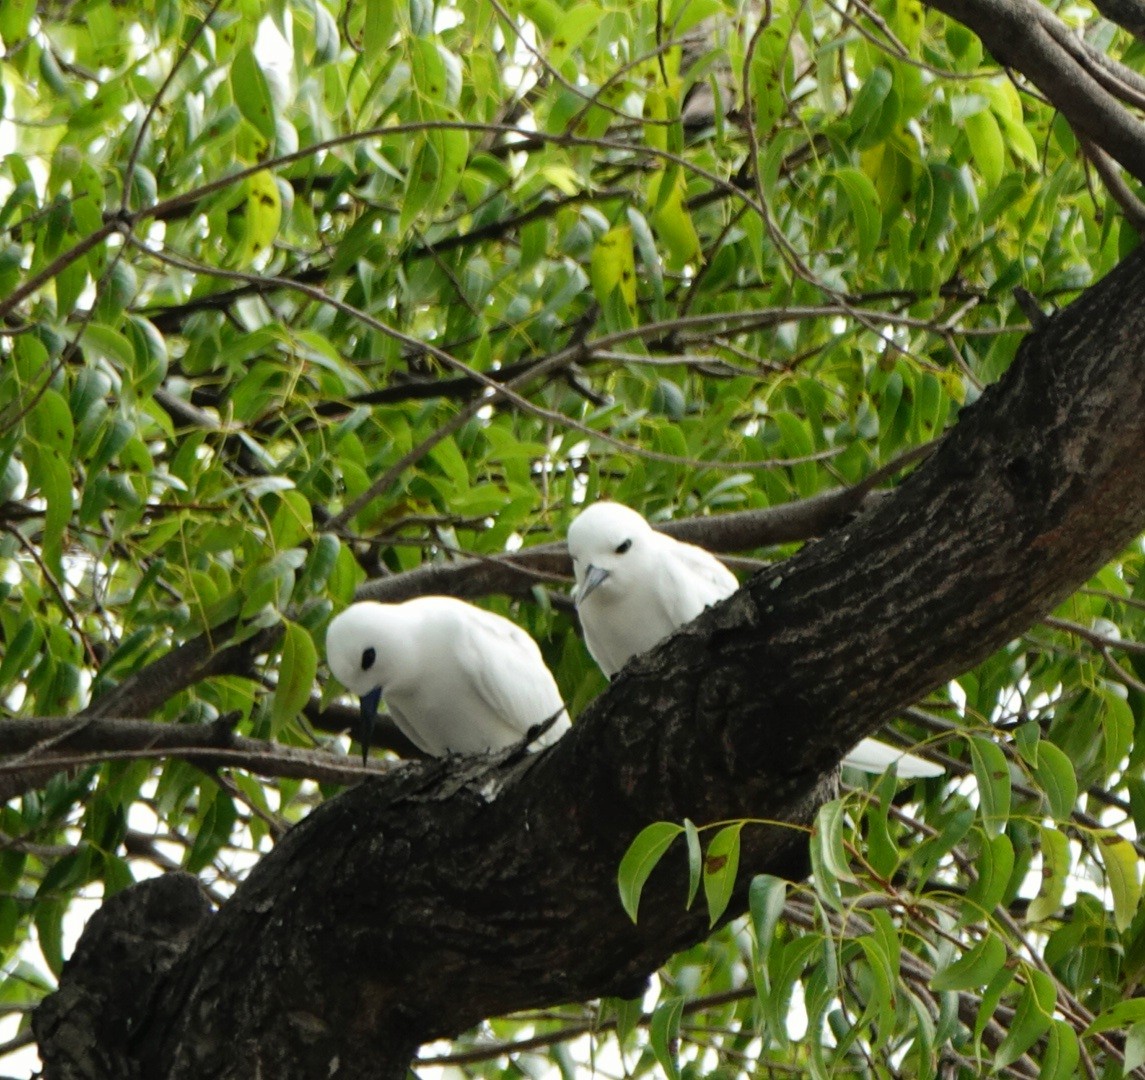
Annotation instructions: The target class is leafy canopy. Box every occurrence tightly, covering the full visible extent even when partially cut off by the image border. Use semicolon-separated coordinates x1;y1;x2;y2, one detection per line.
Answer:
0;0;1143;1074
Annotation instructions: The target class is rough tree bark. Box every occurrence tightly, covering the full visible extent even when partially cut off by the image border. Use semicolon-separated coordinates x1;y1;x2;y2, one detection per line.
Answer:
33;247;1145;1078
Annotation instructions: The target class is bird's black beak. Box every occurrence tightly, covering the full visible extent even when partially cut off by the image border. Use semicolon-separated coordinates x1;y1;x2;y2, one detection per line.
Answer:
576;564;610;605
359;687;382;765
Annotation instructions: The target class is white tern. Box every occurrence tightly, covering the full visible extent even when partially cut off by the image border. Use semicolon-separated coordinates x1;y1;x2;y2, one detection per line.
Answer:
326;596;570;761
567;501;942;779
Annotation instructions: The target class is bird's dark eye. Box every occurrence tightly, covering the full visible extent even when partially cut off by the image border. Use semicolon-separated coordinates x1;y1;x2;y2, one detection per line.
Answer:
615;539;632;554
361;647;376;671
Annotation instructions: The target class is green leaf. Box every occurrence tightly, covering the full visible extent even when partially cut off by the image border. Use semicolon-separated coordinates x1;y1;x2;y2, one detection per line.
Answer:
38;846;94;897
931;933;1007;991
830;167;882;261
965;830;1014;917
1099;684;1134;775
994;968;1055;1068
945;21;982;65
271;620;318;735
270;490;314;551
814;798;856;884
1032;741;1077;820
849;67;896;148
1027;825;1070;924
750;15;792;134
231;45;276;145
35;898;66;978
611;995;643;1046
618;821;682;923
1087;998;1145;1034
1126;1022;1145;1073
702;822;743;926
56;255;88;317
37;451;73;578
0;618;41;690
969;736;1010;835
185;790;238;874
428;438;469;489
683;818;702;909
28;388;74;458
749;874;787;955
973;964;1015;1047
548;4;600;66
1041;1021;1080;1080
649;996;684;1080
409;38;458;105
400;128;469;232
83;323;136;369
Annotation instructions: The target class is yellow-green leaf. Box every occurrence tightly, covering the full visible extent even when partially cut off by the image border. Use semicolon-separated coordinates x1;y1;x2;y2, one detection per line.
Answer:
235;170;282;266
364;0;396;54
965;109;1004;188
1098;832;1141;931
590;225;638;310
648;171;701;271
0;0;34;45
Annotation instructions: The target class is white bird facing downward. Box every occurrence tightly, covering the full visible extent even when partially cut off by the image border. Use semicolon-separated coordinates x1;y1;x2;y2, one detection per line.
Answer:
326;596;570;760
567;501;942;780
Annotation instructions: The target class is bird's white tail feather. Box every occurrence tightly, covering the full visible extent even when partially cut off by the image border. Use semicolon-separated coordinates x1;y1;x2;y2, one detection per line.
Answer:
843;737;943;779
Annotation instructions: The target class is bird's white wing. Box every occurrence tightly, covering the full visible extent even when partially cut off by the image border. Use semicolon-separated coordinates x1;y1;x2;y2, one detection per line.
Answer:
656;535;738;627
385;702;438;758
455;609;570;745
843;737;943;779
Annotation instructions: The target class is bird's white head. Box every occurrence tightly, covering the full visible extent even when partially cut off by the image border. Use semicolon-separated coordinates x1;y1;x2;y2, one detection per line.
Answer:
326;601;408;761
566;501;656;606
325;601;402;698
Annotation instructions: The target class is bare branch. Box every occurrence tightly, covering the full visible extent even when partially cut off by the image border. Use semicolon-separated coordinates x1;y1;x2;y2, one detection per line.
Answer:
0;716;386;787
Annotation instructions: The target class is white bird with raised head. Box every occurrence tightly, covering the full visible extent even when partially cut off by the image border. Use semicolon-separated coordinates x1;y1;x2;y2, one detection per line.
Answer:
567;501;941;779
326;596;570;761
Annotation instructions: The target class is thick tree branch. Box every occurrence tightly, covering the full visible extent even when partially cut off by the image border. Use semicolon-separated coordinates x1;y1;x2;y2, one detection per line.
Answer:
1090;0;1145;38
35;248;1145;1079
